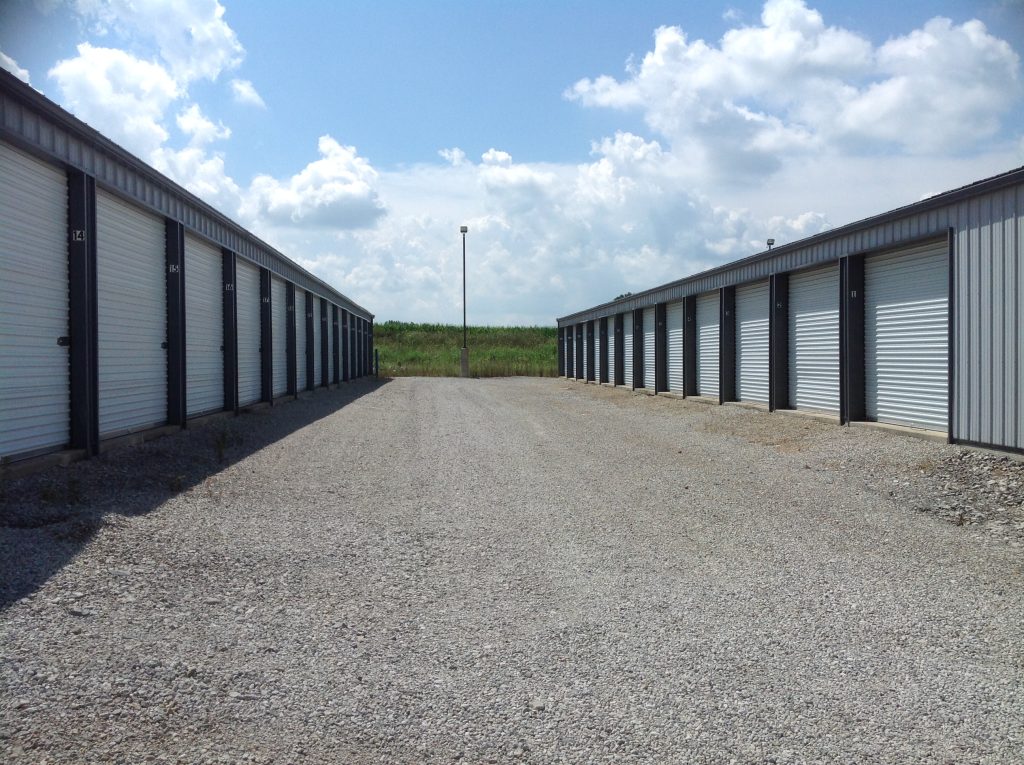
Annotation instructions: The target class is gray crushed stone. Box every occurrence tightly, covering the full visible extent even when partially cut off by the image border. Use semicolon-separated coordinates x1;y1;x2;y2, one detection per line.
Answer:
1;377;1022;764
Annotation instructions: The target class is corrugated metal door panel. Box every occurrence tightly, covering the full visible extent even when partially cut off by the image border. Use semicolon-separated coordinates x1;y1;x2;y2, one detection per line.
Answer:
735;280;770;404
866;242;948;430
327;308;334;383
0;143;69;458
582;325;588;380
667;301;684;393
96;189;166;437
235;259;261;406
184;234;222;416
271;277;288;397
643;307;655;390
594;332;601;382
623;326;634;388
312;298;322;386
696;291;720;398
295;296;307;391
788;264;839;413
606;317;615;383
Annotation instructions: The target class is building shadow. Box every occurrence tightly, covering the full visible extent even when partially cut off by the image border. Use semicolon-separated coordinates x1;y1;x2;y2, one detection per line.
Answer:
0;378;390;610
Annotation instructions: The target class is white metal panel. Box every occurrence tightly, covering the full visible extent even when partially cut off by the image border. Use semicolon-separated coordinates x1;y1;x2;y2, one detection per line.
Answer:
236;259;261;406
666;302;684;393
184;234;222;416
296;293;307;390
606;317;615;384
696;291;720;398
643;307;655;389
623;322;634;388
313;297;323;386
271;277;288;397
96;189;166;437
789;264;840;413
735;281;770;404
0;143;69;458
582;325;589;380
866;242;948;431
594;329;602;383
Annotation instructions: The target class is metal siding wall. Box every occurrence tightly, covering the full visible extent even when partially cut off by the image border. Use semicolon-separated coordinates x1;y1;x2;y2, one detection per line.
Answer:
623;325;633;388
789;264;840;414
643;307;656;389
0;142;70;458
271;277;288;397
735;281;770;404
696;291;720;398
865;242;948;430
582;324;589;380
235;259;261;406
606;317;615;383
594;330;601;383
666;302;684;393
96;189;167;436
184;234;222;416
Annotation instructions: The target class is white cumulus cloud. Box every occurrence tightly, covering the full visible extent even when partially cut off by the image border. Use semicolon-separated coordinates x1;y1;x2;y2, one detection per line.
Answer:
176;103;230;146
0;50;30;83
230;78;265;108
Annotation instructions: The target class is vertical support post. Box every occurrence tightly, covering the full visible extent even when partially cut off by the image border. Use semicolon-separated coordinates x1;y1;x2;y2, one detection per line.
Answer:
368;320;374;380
165;219;187;426
840;255;865;425
221;249;238;414
614;313;624;386
320;298;329;388
946;227;956;444
67;170;100;455
575;324;584;380
260;268;273;403
557;327;565;377
683;296;697;397
286;282;297;396
630;307;638;389
332;305;340;385
350;314;356;379
655;303;667;393
305;292;315;390
586;321;595;382
341;309;350;382
769;273;789;411
720;286;736;404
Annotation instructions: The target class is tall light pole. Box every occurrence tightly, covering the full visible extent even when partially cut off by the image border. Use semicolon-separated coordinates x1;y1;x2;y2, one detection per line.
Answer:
460;225;469;377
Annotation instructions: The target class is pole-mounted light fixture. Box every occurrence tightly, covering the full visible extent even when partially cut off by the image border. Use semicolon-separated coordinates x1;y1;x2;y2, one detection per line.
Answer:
767;238;775;250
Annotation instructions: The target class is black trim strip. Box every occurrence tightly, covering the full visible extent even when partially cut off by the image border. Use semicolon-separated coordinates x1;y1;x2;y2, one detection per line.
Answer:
286;282;297;396
67;170;99;455
305;291;315;390
165;219;186;425
260;268;273;403
719;287;736;404
221;249;238;413
947;227;956;444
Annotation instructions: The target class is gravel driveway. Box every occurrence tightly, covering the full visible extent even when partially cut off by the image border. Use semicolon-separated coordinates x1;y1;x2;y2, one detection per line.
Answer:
2;377;1022;764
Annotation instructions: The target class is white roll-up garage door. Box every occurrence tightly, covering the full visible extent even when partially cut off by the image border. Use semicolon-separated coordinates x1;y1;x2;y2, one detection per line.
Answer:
623;321;634;388
735;281;770;404
643;307;655;390
582;325;589;381
327;306;335;384
312;298;323;387
96;189;166;437
594;328;602;383
184;234;222;417
696;291;720;398
789;264;840;413
296;293;308;391
236;259;261;406
606;317;615;383
0;143;69;459
666;302;684;394
866;242;948;431
271;277;288;397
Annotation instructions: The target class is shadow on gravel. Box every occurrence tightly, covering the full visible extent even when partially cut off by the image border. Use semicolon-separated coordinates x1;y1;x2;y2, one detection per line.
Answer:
0;378;390;610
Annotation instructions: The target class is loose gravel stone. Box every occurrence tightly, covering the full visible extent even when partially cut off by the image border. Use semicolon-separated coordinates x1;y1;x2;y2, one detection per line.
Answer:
1;377;1022;764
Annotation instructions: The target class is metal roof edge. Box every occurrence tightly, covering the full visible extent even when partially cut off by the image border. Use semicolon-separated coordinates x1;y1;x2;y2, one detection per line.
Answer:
0;69;373;320
556;164;1024;324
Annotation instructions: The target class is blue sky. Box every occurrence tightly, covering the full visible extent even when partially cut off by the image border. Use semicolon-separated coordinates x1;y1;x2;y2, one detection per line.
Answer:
2;1;1023;324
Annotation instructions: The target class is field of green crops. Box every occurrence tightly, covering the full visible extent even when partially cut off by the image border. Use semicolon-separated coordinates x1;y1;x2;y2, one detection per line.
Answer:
374;321;558;378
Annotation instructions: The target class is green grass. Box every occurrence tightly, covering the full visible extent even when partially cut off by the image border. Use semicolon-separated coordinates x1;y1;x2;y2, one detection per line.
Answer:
374;321;558;378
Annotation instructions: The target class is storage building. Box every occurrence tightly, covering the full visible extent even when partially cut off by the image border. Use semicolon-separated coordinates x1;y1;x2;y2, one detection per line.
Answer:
557;167;1024;454
0;69;374;470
